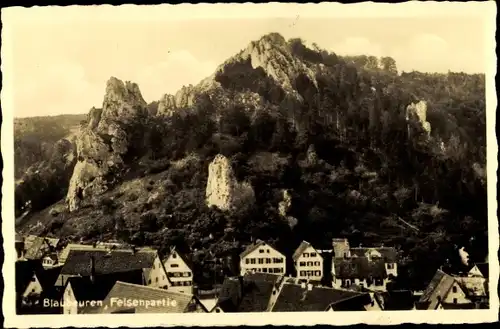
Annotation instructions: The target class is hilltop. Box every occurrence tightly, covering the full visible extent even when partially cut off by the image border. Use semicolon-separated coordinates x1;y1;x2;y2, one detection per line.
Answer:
15;33;487;290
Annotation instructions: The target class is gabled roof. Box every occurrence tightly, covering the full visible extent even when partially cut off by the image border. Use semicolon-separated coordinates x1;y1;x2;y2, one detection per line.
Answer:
272;283;362;312
350;247;398;263
239;240;283;259
37;265;63;291
328;293;374;311
15;260;44;294
418;269;456;309
60;249;158;276
67;269;144;302
292;241;322;261
101;281;202;313
456;277;488;298
375;290;415;310
475;263;489;278
163;247;193;270
216;273;283;312
334;257;387;279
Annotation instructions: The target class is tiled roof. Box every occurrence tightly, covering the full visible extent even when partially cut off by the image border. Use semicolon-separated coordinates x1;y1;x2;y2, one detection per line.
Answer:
216;273;283;312
350;247;398;263
239;240;283;259
15;260;44;294
37;265;63;291
476;263;489;278
328;293;373;311
100;281;201;313
163;247;193;270
292;241;311;261
60;249;157;276
68;269;145;302
375;290;415;310
441;302;477;310
418;269;456;310
272;283;362;312
456;277;488;298
333;257;387;279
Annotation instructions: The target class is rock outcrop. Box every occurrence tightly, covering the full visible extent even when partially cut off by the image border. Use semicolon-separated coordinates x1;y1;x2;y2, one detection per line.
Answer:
406;100;431;136
206;154;255;211
66;77;147;212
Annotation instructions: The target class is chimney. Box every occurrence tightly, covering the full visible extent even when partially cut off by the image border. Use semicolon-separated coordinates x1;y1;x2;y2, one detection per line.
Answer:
90;256;96;284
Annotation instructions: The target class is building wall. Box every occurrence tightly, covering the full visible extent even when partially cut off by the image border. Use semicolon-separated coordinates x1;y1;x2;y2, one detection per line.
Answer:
147;255;170;289
23;274;43;298
295;245;323;281
332;277;389;291
63;284;78;315
444;282;472;305
332;239;350;258
163;251;193;294
385;262;398;277
240;243;286;276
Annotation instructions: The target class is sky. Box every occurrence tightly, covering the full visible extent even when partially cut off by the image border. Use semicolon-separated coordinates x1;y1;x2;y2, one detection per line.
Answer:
2;3;494;118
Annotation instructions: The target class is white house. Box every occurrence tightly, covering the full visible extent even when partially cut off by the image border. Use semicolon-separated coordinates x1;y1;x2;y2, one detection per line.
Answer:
239;240;286;276
163;247;194;294
293;241;323;281
350;247;398;278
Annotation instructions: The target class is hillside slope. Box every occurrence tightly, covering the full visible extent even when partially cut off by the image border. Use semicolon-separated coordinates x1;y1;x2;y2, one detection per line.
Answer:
15;33;487;291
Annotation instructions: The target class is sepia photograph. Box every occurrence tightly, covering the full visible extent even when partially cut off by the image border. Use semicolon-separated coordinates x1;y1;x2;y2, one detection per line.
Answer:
1;2;498;327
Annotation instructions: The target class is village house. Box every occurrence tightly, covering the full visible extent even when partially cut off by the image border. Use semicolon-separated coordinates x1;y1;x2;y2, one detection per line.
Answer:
98;281;208;313
330;238;399;291
271;277;381;312
56;247;170;289
239;240;286;276
62;264;145;314
15;260;63;314
416;268;489;310
57;242;128;265
293;241;323;282
162;247;194;294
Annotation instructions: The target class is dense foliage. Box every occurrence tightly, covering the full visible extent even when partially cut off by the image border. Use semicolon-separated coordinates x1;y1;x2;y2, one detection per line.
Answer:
16;40;487;291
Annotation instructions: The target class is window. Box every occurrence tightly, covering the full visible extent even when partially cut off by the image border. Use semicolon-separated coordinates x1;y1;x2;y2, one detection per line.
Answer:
259;249;264;253
387;263;394;269
303;253;309;257
266;258;271;264
172;254;177;258
31;277;36;282
263;268;268;273
300;271;305;276
315;261;320;266
148;279;152;284
163;275;165;280
452;286;457;293
299;262;306;266
310;252;317;257
246;259;250;264
32;288;36;293
155;277;158;283
267;249;270;253
307;261;313;266
250;258;256;264
315;270;321;276
171;264;179;268
453;298;457;304
258;258;264;264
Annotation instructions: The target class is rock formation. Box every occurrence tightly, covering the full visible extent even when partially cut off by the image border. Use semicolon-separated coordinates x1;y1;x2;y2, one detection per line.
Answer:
406;100;431;136
66;77;147;212
278;189;298;229
205;154;255;211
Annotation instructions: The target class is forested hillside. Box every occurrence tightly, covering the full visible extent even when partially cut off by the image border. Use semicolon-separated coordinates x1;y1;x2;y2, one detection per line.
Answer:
15;34;487;291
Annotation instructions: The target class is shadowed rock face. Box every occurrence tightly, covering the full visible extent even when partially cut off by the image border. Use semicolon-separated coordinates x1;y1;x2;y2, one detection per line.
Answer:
406;100;431;136
66;77;147;212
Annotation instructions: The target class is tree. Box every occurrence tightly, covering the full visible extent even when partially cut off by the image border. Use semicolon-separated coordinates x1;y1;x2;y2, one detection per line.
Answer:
380;57;398;74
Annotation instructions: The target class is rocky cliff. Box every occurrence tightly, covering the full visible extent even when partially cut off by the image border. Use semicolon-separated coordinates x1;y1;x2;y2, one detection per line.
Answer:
205;154;255;211
66;77;148;211
406;100;431;136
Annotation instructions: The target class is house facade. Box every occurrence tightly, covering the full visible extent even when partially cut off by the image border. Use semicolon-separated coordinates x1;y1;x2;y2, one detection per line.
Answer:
239;240;286;276
293;241;323;281
163;247;193;294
